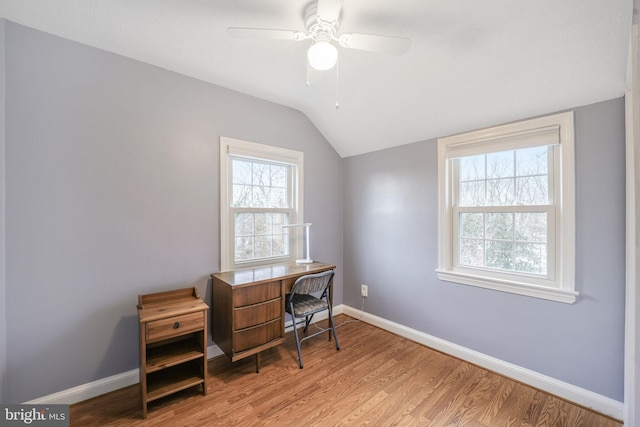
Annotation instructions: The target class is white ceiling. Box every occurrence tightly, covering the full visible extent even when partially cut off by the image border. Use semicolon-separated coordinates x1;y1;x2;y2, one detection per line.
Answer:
0;0;633;157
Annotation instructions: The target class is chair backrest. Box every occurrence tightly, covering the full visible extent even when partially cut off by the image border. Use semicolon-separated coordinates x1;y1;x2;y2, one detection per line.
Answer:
290;270;334;296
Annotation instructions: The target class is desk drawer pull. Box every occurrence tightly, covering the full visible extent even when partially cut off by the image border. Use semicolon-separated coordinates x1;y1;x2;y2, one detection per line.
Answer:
173;322;180;329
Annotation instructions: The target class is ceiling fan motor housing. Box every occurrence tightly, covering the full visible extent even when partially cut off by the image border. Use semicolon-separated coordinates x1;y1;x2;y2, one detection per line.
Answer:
305;4;340;42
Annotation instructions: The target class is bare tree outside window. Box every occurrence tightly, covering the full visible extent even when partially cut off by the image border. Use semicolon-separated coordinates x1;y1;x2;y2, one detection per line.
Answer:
456;146;549;275
232;159;291;263
438;112;576;303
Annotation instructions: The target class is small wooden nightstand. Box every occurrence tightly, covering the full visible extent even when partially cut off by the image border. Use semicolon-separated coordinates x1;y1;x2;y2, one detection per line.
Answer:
137;287;208;418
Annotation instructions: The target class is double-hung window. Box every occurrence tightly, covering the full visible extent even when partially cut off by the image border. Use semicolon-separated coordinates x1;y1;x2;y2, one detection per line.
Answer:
220;137;303;271
437;112;577;303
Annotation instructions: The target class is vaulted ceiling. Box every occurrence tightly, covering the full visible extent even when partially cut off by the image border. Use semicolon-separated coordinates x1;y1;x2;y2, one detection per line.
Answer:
0;0;633;157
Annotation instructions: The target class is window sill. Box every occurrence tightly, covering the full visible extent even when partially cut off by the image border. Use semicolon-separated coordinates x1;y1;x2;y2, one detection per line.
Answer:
436;269;578;304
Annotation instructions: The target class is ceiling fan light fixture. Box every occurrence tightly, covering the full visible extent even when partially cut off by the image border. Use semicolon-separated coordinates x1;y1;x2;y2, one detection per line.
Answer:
307;40;338;70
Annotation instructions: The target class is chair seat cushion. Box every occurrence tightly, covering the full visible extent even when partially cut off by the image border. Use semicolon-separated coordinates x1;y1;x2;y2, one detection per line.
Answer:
286;293;328;317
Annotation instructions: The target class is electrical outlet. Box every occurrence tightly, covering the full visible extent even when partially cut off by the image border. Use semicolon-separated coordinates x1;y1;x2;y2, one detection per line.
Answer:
361;284;368;297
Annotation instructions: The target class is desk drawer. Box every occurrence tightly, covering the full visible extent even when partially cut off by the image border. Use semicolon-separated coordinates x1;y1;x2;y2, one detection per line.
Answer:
146;312;203;343
234;298;281;330
234;318;281;352
233;281;281;307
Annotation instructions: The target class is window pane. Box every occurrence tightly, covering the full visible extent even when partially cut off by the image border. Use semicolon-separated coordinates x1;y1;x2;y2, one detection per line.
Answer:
486;178;514;205
458;212;547;275
516;175;548;205
252;162;271;187
486;240;513;270
272;234;288;257
232;160;252;185
460;213;483;238
515;242;546;274
235;213;253;236
515;213;547;243
459;181;485;206
486;151;514;179
235;236;254;261
459;155;485;181
251;186;270;208
254;213;271;235
254;235;272;258
272;213;288;229
455;147;551;276
232;184;252;207
516;146;548;176
271;165;288;188
460;238;484;267
458;148;549;207
231;159;290;209
270;187;287;208
234;212;290;263
485;213;513;240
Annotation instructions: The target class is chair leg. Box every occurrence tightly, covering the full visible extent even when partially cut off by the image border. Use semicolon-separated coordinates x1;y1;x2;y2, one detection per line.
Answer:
303;314;315;332
327;304;340;350
290;305;304;369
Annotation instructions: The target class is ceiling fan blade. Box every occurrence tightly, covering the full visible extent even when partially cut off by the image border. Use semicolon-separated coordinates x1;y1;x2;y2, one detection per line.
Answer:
338;33;411;55
227;27;307;41
316;0;343;23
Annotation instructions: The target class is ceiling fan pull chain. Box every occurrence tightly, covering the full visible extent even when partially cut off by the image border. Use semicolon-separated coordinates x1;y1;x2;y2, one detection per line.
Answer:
306;61;310;87
335;57;340;109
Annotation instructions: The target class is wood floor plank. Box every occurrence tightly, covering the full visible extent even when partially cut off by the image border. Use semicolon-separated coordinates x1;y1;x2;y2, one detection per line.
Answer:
69;315;622;426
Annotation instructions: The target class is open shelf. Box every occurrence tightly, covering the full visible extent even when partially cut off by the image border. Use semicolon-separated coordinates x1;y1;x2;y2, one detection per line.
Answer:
146;337;204;373
146;362;205;402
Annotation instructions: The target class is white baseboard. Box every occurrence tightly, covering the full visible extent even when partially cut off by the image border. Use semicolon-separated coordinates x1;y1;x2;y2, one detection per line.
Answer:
25;305;346;406
25;344;225;406
26;303;620;421
341;305;623;421
25;368;140;405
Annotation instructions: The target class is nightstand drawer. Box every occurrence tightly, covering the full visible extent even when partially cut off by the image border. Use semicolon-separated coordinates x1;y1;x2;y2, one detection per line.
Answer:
234;318;281;352
234;298;281;330
146;312;203;343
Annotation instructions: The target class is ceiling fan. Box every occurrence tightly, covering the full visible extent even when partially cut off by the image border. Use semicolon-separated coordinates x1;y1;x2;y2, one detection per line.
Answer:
227;0;411;71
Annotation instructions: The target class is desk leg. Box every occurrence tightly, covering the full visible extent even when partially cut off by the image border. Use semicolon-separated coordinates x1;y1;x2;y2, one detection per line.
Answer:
328;279;334;341
255;352;261;373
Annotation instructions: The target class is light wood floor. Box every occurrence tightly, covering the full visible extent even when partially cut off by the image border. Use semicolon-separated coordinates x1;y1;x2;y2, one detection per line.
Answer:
70;314;622;426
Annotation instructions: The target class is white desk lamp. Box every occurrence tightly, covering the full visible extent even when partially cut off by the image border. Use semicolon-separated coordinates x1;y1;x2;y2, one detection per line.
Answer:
282;223;313;264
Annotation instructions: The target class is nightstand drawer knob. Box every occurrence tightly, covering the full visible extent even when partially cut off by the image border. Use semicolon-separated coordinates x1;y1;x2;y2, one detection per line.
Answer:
173;322;180;329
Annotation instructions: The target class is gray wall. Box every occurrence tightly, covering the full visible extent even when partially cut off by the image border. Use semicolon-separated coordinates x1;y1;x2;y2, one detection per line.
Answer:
0;18;7;404
343;98;626;401
0;18;626;406
3;21;342;403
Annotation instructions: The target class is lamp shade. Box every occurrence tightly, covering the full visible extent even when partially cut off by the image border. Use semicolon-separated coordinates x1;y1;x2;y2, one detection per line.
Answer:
307;41;338;71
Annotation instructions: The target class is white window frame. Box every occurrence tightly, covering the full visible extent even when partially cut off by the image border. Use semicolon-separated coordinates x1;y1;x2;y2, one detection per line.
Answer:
436;112;577;303
220;137;304;271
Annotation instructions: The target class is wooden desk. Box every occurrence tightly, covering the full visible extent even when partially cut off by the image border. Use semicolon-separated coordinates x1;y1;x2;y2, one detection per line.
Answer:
211;261;335;372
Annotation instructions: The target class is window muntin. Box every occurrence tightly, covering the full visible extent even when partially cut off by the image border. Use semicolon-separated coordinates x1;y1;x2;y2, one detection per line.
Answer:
231;158;292;263
453;146;551;277
220;138;303;271
457;210;548;275
437;112;576;303
457;146;550;207
232;159;289;209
